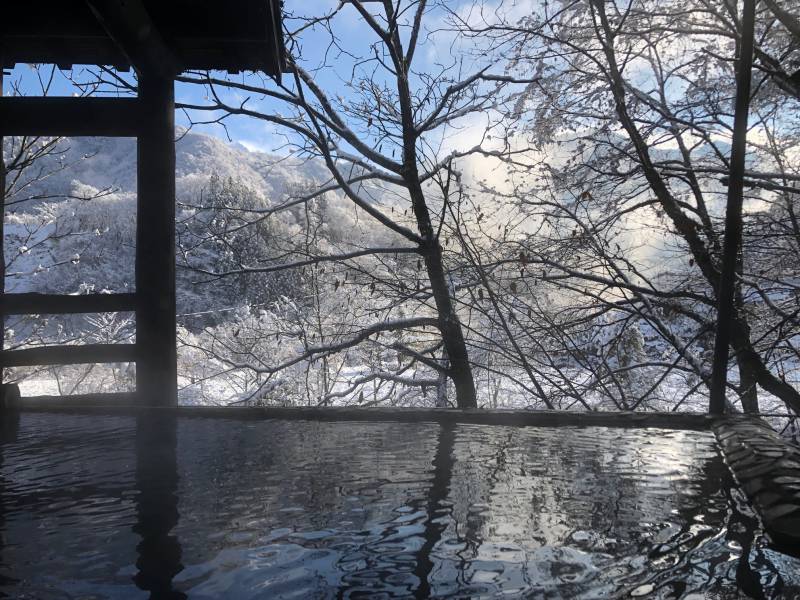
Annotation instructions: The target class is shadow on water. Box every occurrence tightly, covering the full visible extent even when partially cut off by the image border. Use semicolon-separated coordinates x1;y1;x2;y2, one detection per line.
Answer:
687;443;769;599
133;414;186;600
636;434;773;599
0;411;19;596
706;450;768;600
731;509;768;600
720;480;786;599
412;421;456;599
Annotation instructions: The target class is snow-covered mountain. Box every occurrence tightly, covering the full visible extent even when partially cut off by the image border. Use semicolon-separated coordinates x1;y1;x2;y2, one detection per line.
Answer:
5;129;386;401
8;128;330;209
4;129;343;299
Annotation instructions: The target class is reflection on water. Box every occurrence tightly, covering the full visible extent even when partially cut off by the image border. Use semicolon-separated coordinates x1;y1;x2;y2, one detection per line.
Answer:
134;415;185;599
0;413;799;599
0;411;19;595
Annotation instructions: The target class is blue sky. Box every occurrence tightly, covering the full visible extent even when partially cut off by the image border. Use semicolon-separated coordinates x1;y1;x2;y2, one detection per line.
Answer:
2;1;349;148
4;58;284;151
3;1;515;154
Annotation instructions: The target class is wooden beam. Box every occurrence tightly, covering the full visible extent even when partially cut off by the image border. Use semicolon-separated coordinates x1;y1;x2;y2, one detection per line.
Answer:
2;344;136;367
85;0;178;78
1;293;136;315
135;71;177;406
8;404;716;431
0;97;141;137
0;37;129;72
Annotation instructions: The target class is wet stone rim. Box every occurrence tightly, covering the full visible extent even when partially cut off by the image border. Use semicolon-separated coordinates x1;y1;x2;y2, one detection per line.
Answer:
713;416;800;552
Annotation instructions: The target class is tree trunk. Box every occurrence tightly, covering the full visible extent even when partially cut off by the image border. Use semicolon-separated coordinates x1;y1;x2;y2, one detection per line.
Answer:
735;284;759;414
737;352;759;413
419;237;477;408
401;168;477;409
591;0;800;414
391;28;477;409
709;0;757;414
436;348;449;408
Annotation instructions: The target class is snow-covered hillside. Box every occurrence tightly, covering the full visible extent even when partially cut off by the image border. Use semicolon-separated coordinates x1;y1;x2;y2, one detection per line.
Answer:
8;128;330;209
5;129;353;299
4;129;406;403
4;130;797;426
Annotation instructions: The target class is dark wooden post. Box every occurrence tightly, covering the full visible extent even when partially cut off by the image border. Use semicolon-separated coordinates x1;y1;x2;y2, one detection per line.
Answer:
709;0;756;415
0;58;6;394
136;70;177;406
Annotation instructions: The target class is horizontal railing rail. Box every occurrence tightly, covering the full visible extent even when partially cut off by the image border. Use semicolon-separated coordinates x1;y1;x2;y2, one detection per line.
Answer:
2;292;137;315
2;343;136;367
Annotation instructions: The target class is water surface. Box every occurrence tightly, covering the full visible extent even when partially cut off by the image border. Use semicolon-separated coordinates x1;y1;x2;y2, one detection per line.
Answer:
0;412;798;598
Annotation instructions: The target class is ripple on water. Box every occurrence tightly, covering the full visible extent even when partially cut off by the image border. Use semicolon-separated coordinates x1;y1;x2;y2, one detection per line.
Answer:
1;414;799;598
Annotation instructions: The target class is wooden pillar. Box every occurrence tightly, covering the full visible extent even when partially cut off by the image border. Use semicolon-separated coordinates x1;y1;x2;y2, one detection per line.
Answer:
0;58;6;392
709;0;756;415
136;70;177;405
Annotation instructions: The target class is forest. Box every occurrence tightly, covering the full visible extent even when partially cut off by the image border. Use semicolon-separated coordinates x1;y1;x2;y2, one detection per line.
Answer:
3;0;799;422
